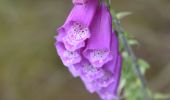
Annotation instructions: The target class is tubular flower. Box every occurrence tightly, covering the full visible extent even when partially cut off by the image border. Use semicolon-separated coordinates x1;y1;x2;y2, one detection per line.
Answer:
72;0;88;5
75;58;105;82
97;55;122;100
57;0;98;51
55;1;122;100
55;41;82;67
66;32;121;96
83;3;113;68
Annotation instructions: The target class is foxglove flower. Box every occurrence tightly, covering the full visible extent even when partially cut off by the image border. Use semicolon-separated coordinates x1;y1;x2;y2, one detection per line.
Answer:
76;32;120;93
55;41;81;67
83;3;113;67
55;1;122;100
77;63;113;93
58;0;98;51
67;65;80;77
79;53;121;95
72;0;88;5
97;55;122;100
75;58;105;82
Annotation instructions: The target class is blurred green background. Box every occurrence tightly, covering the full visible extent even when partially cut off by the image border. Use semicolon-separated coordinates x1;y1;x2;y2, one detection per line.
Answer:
0;0;170;100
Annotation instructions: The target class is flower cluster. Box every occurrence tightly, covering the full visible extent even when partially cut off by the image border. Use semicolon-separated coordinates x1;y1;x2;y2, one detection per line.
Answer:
55;0;122;100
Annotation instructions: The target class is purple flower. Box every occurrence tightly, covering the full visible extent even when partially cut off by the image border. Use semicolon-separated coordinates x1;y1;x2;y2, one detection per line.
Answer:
78;53;121;94
72;0;88;5
70;56;116;93
55;1;122;100
83;3;113;67
97;55;122;100
74;58;105;82
55;41;82;67
57;0;98;51
67;65;80;77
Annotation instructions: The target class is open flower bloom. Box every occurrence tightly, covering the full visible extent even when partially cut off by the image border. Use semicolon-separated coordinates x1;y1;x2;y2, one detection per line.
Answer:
97;55;122;100
92;54;119;88
82;80;97;93
77;32;120;94
80;54;121;94
57;0;98;51
83;3;113;67
55;41;82;67
55;1;122;99
55;37;82;77
67;65;80;77
72;0;88;5
77;61;113;93
75;58;105;82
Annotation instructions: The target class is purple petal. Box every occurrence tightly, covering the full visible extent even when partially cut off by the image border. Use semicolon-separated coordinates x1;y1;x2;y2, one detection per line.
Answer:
97;55;122;100
80;77;98;93
83;3;113;67
62;22;90;51
79;54;120;93
75;58;105;82
72;0;88;5
55;42;82;66
95;71;115;88
104;32;119;73
55;27;65;42
57;0;98;51
67;65;80;77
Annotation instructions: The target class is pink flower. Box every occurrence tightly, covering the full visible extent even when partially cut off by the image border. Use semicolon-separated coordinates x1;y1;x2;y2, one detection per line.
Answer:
97;55;122;100
55;42;82;67
57;0;98;51
72;0;88;5
83;3;114;68
55;1;122;99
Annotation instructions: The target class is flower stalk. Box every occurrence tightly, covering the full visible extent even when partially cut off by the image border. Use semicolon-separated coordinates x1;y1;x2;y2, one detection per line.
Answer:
106;0;151;100
56;0;122;99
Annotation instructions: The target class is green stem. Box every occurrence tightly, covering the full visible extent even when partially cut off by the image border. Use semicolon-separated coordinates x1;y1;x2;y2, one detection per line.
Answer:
106;0;151;100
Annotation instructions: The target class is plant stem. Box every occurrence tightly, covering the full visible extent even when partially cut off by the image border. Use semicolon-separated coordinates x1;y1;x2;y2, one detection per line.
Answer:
113;17;151;100
106;0;151;100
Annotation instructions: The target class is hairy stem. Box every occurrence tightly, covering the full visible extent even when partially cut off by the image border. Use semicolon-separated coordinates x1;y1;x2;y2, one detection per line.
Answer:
113;17;151;100
106;0;151;100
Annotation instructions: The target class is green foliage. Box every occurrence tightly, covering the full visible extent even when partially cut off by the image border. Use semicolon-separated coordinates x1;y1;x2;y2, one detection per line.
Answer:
116;12;132;20
128;39;139;46
153;93;170;100
112;11;169;100
121;49;150;100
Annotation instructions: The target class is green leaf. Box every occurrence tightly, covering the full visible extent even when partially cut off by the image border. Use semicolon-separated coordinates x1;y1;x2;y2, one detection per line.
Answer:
116;12;132;19
122;51;129;59
138;59;150;74
138;59;150;69
128;39;139;46
153;93;170;100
